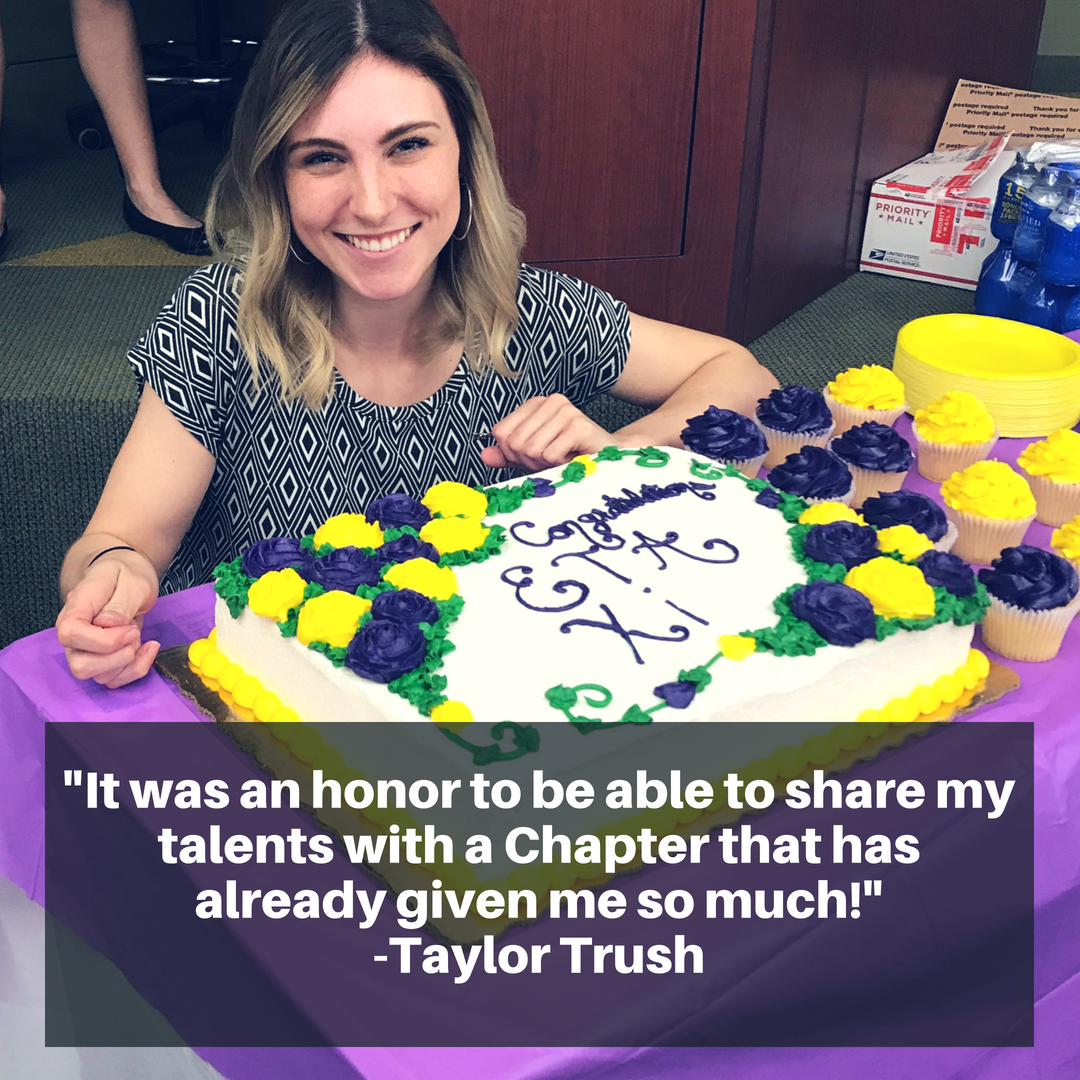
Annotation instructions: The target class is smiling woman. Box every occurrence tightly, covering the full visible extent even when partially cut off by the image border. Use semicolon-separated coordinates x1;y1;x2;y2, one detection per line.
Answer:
54;0;777;688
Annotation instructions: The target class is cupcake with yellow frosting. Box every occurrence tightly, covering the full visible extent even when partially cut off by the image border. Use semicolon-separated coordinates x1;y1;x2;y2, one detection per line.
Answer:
940;460;1036;565
1052;514;1080;573
823;365;906;437
912;390;998;483
1016;427;1080;527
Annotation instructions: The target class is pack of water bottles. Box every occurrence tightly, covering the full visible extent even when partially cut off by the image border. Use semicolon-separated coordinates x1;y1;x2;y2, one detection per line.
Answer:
976;141;1080;334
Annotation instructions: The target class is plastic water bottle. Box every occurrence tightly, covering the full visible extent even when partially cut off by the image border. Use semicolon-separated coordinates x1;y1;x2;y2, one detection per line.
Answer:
1039;183;1080;286
1016;275;1074;331
1063;290;1080;334
1013;165;1072;264
975;242;1037;320
991;152;1041;242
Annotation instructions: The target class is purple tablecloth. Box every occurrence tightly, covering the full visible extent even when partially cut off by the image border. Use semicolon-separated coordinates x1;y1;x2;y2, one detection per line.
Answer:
2;418;1079;1079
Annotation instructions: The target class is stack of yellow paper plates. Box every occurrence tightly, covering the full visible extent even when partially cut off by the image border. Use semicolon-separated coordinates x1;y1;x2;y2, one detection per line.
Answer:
894;315;1080;437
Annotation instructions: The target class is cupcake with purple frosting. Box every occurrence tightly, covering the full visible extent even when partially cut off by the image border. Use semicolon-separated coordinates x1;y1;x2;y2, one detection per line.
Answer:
767;445;854;506
829;421;914;508
755;385;835;469
681;406;768;478
978;544;1080;662
861;489;957;553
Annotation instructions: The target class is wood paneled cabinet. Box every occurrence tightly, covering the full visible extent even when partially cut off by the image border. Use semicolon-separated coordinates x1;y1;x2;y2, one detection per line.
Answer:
438;0;1046;345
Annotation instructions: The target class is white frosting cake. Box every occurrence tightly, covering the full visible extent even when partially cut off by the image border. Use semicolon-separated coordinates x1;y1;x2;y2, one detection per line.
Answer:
209;452;977;728
188;447;991;903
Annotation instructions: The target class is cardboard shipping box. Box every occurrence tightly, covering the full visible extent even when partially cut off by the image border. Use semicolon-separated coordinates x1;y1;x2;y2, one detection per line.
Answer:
860;82;1080;290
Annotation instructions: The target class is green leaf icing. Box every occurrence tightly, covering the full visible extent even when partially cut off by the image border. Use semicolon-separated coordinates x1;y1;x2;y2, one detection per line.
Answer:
212;557;252;619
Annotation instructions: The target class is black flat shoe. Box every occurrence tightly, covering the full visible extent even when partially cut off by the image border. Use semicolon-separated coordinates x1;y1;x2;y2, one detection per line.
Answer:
122;194;211;257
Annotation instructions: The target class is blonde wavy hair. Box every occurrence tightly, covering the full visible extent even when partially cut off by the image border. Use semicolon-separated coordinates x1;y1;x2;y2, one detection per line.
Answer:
206;0;526;408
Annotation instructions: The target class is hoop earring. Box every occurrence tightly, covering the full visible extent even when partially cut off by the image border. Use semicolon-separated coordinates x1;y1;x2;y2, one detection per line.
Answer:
453;186;473;242
289;239;315;265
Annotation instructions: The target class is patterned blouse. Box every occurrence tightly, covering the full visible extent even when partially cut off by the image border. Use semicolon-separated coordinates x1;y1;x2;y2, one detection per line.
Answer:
128;261;631;593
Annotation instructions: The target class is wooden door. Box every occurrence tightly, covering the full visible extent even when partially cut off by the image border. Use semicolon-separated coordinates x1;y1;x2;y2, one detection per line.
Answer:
438;0;760;335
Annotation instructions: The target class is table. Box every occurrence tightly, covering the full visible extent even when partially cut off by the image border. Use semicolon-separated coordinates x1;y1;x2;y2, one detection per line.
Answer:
2;419;1079;1079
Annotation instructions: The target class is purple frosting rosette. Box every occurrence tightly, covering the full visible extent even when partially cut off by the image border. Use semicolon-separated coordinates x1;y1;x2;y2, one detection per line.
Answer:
241;537;311;580
768;445;852;501
309;546;383;592
803;521;878;569
345;619;429;682
977;544;1079;611
376;534;441;566
789;579;877;646
370;588;440;627
756;385;833;435
861;490;947;542
830;421;914;473
366;494;431;531
681;406;767;463
917;550;977;597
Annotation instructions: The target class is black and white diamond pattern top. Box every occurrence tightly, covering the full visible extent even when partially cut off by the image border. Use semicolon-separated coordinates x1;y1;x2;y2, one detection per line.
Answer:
128;261;630;593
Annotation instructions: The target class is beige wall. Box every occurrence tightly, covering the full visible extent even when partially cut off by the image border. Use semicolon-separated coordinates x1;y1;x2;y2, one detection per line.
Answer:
1039;0;1080;56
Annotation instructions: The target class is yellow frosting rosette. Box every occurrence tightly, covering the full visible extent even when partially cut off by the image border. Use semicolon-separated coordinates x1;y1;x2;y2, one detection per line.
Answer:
313;513;384;550
1052;515;1080;566
824;365;906;437
569;454;598;475
419;516;490;555
247;567;308;622
384;558;459;600
798;502;866;526
940;461;1035;519
912;391;998;481
876;524;934;561
422;481;488;520
844;557;936;620
296;591;372;648
430;699;474;730
1017;429;1080;526
940;461;1035;564
914;391;996;444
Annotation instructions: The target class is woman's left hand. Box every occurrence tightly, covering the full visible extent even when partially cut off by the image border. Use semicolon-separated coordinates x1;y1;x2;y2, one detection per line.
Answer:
481;394;613;471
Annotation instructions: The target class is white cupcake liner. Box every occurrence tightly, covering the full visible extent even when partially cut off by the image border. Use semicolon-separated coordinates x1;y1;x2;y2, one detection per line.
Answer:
932;520;959;554
981;590;1080;662
722;452;767;479
799;481;855;508
823;388;906;438
1020;470;1080;528
943;505;1035;565
841;463;909;509
759;422;836;470
913;428;998;483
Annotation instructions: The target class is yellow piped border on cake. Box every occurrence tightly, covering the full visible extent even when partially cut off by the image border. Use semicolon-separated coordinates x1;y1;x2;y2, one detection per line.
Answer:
186;636;991;900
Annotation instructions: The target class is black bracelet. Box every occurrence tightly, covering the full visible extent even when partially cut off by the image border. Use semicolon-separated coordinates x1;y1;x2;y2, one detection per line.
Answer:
87;545;138;567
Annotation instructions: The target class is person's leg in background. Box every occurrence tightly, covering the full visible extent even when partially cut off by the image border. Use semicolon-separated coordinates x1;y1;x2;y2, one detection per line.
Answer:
70;0;209;252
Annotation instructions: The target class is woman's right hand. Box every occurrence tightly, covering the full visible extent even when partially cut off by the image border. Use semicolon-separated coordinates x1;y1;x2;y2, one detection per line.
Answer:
56;548;162;688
